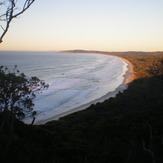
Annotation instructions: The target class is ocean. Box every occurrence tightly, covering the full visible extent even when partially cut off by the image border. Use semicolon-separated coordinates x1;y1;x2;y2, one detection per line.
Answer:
0;51;128;123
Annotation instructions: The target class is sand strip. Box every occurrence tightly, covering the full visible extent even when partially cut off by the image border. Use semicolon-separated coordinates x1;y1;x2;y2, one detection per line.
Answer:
35;55;134;125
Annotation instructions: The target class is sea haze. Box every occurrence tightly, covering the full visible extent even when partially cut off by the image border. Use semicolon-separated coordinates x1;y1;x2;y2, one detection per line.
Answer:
0;51;128;123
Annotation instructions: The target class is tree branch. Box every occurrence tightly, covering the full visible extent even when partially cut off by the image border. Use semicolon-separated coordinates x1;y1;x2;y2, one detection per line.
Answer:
0;25;5;31
13;0;35;18
0;0;35;43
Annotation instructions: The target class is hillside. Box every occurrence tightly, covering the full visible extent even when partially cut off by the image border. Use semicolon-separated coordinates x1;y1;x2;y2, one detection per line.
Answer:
0;52;163;163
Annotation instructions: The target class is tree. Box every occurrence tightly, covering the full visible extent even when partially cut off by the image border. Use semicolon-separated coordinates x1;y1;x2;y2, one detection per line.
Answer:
0;0;35;43
0;65;40;134
148;58;163;78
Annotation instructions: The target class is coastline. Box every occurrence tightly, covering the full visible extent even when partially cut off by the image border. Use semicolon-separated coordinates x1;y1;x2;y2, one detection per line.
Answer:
35;54;134;125
120;57;135;84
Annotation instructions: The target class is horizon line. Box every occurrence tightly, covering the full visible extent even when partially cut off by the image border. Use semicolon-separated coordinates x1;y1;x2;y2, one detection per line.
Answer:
0;49;163;53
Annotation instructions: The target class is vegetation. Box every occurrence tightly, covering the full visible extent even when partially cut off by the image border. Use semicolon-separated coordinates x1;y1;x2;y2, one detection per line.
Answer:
0;65;40;162
0;52;163;163
63;50;163;79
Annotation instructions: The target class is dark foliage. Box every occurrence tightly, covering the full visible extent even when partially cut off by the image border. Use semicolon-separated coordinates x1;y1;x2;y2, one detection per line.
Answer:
0;53;163;163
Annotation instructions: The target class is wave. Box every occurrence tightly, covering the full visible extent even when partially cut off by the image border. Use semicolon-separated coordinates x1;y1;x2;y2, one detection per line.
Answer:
0;51;128;124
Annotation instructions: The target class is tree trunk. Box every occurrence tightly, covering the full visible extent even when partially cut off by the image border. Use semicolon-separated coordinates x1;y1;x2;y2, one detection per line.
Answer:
0;110;10;132
31;116;36;125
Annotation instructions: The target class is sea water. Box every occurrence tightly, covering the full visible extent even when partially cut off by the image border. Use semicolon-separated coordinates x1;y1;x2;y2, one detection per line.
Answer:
0;51;128;123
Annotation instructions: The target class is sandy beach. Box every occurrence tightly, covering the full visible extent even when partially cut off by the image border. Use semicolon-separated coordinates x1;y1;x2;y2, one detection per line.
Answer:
35;55;134;125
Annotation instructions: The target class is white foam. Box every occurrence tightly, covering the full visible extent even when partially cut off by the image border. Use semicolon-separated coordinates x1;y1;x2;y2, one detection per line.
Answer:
23;54;128;124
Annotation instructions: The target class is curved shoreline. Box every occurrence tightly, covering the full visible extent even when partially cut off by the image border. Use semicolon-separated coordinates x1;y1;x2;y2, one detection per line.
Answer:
34;54;134;125
121;58;135;84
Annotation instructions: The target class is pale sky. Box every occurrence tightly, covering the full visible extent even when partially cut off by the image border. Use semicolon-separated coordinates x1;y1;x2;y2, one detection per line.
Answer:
0;0;163;51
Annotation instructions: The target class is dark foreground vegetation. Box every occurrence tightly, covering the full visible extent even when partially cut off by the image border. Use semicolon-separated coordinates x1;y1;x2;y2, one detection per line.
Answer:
0;52;163;163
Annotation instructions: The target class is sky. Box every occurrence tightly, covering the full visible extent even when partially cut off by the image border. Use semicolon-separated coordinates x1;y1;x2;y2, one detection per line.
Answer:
0;0;163;51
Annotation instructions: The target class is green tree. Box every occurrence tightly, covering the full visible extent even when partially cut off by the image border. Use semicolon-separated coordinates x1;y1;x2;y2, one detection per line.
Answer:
148;58;163;78
0;65;40;133
0;0;35;43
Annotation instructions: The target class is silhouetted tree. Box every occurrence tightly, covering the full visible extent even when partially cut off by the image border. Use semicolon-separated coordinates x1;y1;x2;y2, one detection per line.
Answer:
0;0;35;43
0;65;40;134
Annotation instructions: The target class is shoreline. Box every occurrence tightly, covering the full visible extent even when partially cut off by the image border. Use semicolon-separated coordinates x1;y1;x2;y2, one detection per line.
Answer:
35;54;134;125
121;57;135;84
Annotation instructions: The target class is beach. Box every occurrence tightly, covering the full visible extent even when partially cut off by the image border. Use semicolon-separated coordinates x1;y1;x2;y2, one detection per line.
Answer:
35;55;134;125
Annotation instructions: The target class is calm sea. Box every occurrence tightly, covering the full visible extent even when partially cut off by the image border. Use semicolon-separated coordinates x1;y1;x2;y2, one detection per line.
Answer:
0;51;127;123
